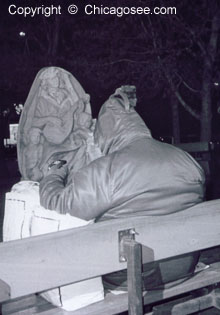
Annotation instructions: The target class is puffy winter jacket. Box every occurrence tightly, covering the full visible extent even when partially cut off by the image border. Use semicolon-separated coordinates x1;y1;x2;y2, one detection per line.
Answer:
40;91;205;291
40;93;205;221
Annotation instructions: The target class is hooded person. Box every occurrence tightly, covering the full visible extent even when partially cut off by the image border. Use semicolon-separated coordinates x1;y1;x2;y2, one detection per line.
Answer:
39;86;205;291
17;66;95;182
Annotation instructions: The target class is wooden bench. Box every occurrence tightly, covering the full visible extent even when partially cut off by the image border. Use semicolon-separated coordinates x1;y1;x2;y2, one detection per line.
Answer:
1;199;220;314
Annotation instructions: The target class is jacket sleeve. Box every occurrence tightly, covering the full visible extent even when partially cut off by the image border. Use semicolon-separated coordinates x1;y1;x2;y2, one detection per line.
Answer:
39;156;112;220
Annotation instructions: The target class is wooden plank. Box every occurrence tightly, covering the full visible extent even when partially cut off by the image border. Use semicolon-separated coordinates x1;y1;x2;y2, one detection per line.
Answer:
152;293;214;314
213;287;220;310
175;141;210;153
2;295;62;315
71;263;220;315
124;240;143;315
2;295;53;314
3;264;220;315
0;199;220;301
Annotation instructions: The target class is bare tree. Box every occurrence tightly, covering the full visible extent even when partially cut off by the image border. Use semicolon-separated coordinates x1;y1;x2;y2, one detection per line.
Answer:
1;0;219;143
145;0;220;142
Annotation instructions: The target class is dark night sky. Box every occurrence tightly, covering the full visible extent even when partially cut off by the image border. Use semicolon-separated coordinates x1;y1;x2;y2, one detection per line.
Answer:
0;0;219;140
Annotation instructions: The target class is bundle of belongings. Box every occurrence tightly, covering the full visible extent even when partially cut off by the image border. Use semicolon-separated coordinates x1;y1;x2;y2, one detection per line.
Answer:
3;181;104;311
3;67;205;311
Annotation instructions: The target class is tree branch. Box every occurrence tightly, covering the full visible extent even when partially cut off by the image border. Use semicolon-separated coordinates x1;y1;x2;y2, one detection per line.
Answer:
174;72;201;94
143;17;201;121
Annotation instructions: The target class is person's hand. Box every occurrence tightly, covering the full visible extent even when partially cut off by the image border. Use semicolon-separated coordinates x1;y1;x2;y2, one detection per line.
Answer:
45;160;68;178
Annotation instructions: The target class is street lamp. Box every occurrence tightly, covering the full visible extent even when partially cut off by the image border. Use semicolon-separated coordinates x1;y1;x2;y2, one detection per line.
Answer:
19;31;26;37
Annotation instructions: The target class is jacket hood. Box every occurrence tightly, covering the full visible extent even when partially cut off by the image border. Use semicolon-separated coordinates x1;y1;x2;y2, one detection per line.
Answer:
17;66;92;180
94;90;152;155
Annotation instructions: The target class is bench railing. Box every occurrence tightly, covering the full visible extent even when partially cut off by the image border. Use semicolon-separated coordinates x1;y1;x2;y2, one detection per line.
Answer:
0;199;220;314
